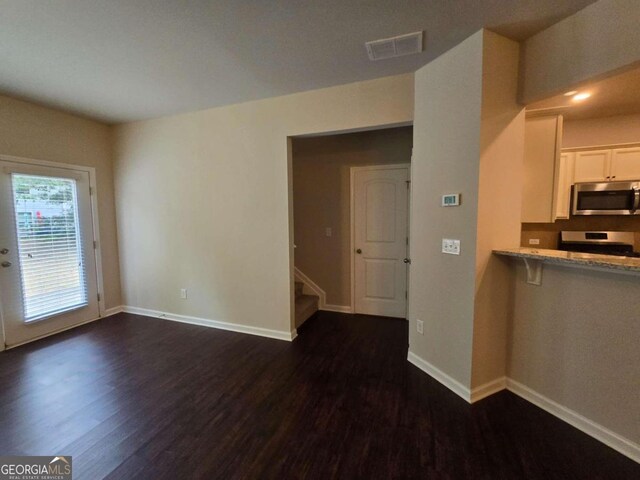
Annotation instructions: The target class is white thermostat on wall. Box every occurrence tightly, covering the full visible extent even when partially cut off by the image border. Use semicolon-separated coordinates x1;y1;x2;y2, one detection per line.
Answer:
442;193;460;207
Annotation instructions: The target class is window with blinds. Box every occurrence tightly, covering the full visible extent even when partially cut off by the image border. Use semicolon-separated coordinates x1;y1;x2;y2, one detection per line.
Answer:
11;174;88;322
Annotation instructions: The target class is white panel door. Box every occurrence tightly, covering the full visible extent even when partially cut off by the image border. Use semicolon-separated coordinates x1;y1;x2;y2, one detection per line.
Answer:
574;150;611;183
611;147;640;181
353;165;409;318
0;160;99;347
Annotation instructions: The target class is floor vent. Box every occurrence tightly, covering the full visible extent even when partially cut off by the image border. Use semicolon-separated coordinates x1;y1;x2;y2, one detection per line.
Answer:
365;31;423;61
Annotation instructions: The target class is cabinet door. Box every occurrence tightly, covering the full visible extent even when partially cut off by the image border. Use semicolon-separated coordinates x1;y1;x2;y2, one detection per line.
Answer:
610;147;640;181
573;150;611;183
555;152;574;219
522;115;563;223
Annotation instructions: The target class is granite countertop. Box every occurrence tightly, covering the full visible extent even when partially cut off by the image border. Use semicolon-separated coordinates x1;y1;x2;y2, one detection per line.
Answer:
493;248;640;274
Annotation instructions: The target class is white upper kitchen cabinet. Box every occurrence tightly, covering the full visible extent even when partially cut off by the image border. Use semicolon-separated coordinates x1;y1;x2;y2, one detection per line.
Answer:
610;147;640;181
555;152;574;220
573;150;611;183
522;114;563;223
573;146;640;183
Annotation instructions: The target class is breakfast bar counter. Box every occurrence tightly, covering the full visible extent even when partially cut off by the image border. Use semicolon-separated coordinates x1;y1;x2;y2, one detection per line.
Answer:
494;247;640;279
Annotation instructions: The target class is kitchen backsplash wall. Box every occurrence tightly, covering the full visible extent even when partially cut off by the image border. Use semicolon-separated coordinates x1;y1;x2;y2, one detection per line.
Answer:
522;216;640;250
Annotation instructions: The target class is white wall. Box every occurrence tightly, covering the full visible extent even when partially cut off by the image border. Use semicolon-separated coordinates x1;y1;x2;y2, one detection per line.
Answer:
472;32;524;389
409;30;525;395
521;0;640;103
0;94;121;312
509;263;640;450
114;74;413;336
409;31;483;390
563;113;640;148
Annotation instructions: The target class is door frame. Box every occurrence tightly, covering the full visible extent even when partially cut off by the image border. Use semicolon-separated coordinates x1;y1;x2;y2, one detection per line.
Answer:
0;153;106;348
349;163;411;316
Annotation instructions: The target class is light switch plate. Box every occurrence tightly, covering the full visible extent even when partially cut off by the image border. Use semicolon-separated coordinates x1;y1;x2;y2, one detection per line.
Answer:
325;227;332;237
442;238;461;255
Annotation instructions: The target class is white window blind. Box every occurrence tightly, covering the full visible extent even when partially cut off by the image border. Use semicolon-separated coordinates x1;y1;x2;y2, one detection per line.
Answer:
11;174;88;322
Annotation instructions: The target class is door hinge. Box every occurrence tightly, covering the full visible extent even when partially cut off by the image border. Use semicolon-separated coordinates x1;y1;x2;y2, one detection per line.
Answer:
405;291;408;299
406;237;409;246
89;187;93;195
405;180;411;188
93;240;97;249
97;293;101;302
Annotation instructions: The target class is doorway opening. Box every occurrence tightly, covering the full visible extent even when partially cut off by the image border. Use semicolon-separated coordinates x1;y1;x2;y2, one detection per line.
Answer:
289;125;412;330
521;65;640;249
0;156;104;349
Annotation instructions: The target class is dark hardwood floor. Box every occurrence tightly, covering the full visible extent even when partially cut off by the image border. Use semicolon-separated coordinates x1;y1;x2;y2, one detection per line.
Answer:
0;311;637;479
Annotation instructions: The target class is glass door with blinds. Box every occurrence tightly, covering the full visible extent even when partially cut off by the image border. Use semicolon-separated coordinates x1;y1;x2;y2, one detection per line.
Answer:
0;160;99;348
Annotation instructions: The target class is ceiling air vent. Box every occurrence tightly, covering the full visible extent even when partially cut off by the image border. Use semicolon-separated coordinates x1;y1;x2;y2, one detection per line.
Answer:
365;31;423;61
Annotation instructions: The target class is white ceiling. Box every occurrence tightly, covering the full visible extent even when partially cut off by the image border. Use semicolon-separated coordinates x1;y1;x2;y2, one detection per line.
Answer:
527;66;640;121
0;0;596;124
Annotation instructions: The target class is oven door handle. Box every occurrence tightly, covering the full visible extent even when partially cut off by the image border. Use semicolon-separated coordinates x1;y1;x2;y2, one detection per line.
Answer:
632;187;640;213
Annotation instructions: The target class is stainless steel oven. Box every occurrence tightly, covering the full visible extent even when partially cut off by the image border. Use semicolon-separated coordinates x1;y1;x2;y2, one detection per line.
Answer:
559;231;640;257
573;181;640;216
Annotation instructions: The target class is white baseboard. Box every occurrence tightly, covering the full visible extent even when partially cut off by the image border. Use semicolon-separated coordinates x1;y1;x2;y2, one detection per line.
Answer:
407;351;471;402
471;377;507;403
406;353;638;463
103;306;124;317
506;378;640;464
122;305;296;342
321;304;353;314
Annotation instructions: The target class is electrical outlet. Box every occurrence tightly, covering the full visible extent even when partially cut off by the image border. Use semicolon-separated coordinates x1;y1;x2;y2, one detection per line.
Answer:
180;288;187;299
416;319;424;335
442;238;461;255
325;227;332;237
528;238;540;245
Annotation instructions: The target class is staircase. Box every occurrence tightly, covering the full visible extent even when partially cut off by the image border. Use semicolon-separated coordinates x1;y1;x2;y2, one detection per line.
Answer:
295;281;319;328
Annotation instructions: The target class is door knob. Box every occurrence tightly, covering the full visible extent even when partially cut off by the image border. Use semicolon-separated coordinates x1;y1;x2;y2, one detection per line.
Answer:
356;248;362;254
1;261;11;268
403;258;411;264
0;248;8;255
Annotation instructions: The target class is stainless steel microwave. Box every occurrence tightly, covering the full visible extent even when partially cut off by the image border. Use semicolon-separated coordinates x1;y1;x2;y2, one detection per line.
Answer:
573;181;640;216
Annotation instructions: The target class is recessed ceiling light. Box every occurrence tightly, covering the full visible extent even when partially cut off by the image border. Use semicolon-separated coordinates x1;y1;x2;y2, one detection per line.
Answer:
572;92;591;101
564;90;578;96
